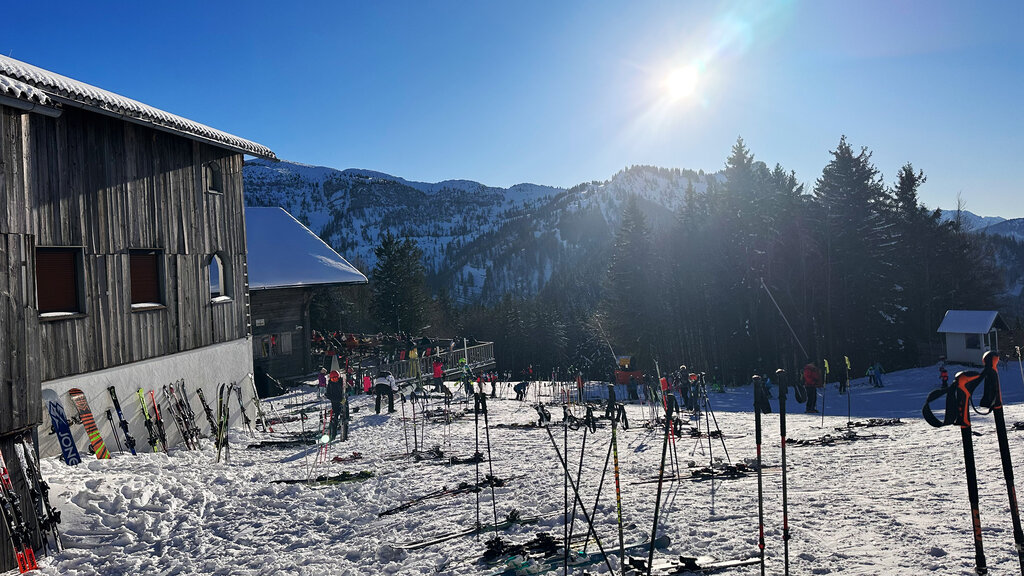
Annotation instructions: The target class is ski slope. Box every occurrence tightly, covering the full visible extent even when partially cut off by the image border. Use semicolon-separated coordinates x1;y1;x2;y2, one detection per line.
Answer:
28;360;1024;575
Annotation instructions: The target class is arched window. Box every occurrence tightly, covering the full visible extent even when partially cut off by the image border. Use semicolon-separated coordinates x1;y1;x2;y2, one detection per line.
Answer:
210;253;232;300
205;161;223;194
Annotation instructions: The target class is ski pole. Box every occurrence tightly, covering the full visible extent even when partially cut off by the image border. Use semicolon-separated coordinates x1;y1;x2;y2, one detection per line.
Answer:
1016;346;1024;396
845;356;852;425
646;393;675;576
563;399;569;576
822;360;829;428
474;391;482;535
582;430;615;555
612;403;626;576
982;352;1024;574
105;410;124;454
962;419;987;574
777;368;791;576
479;394;500;540
401;394;410;455
543;424;615;576
566;406;590;546
755;377;766;576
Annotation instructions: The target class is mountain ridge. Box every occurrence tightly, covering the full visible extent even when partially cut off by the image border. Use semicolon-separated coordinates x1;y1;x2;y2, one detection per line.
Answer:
243;158;1022;308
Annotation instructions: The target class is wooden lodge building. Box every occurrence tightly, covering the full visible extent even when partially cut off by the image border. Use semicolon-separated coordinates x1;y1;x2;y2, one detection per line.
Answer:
0;50;274;529
245;207;367;384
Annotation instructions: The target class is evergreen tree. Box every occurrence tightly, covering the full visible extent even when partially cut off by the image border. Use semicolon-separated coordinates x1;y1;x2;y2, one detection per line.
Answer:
813;136;902;364
370;232;429;333
601;195;659;363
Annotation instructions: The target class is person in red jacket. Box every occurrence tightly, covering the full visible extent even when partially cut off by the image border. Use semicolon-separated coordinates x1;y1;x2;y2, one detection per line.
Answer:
802;361;823;413
432;358;445;394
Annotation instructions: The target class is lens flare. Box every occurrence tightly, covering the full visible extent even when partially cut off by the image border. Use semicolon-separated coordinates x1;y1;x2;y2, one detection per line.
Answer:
666;65;700;100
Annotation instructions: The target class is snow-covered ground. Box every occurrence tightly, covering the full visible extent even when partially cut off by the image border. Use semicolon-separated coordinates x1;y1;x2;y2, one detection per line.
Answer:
29;361;1024;575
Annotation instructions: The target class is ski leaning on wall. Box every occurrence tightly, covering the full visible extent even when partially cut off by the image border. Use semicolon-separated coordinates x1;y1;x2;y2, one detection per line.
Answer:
13;438;61;554
195;388;219;438
106;387;137;456
136;388;161;452
67;388;111;460
148;391;168;451
0;447;37;572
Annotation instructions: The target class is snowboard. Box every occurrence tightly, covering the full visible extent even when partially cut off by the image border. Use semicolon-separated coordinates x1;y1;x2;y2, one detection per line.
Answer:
67;388;111;459
43;389;82;466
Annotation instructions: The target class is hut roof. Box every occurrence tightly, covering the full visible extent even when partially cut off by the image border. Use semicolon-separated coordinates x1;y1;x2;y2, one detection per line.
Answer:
936;310;1008;334
245;207;367;290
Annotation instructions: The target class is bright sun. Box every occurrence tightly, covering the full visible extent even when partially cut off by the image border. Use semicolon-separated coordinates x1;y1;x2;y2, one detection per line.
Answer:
666;65;700;101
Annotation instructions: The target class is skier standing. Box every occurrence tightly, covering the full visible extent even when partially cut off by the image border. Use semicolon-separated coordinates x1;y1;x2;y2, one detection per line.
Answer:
605;382;617;419
374;370;397;414
326;369;347;441
317;367;327;397
872;362;885;387
432;358;445;393
802;362;823;413
460;358;474;397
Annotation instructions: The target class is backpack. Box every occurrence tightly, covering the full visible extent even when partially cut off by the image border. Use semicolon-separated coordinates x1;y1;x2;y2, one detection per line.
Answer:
326;376;344;401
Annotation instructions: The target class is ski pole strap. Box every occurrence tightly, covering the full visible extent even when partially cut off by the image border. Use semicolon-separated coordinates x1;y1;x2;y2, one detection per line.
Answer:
923;370;982;428
978;351;1002;411
584;406;597;432
614;404;628;430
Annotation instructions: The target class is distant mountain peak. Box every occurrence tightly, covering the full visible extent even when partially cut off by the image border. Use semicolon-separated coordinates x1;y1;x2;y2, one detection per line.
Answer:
937;208;1005;231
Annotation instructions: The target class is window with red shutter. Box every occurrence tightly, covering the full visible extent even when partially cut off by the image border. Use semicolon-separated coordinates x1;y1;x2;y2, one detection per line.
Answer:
36;247;82;314
130;250;163;305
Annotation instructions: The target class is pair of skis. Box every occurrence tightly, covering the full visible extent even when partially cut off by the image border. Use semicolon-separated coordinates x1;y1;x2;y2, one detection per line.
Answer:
0;445;38;572
12;436;62;557
137;389;167;452
162;381;203;450
216;382;253;462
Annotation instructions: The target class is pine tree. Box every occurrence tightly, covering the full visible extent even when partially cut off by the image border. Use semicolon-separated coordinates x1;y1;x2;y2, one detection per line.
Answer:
813;136;902;364
370;232;429;333
601;195;659;363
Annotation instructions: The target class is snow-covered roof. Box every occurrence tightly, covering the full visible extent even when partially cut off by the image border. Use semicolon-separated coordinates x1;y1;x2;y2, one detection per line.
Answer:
936;310;1008;334
0;55;274;159
0;72;50;106
245;207;367;290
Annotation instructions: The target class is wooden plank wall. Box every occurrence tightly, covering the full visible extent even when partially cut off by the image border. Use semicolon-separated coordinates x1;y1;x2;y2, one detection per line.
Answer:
0;105;249;383
0;107;42;434
250;287;310;377
0;234;40;433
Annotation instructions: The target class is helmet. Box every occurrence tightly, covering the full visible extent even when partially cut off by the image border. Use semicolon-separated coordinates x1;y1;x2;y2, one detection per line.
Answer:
459;358;467;364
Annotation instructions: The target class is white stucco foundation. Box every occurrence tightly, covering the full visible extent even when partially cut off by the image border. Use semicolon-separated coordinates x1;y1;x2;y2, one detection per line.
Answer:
38;337;256;459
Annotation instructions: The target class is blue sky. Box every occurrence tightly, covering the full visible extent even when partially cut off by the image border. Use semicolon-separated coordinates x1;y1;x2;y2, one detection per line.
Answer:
3;1;1022;217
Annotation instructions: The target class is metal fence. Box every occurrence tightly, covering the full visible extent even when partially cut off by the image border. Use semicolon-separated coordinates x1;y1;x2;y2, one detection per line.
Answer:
380;342;495;383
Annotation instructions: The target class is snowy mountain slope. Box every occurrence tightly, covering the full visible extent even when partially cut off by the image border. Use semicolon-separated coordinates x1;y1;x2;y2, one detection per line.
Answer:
939;209;1005;231
244;159;561;286
983;218;1024;242
33;362;1024;575
243;160;720;302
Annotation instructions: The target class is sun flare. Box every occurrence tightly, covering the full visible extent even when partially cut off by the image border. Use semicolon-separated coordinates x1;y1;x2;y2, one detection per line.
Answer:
666;65;700;100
